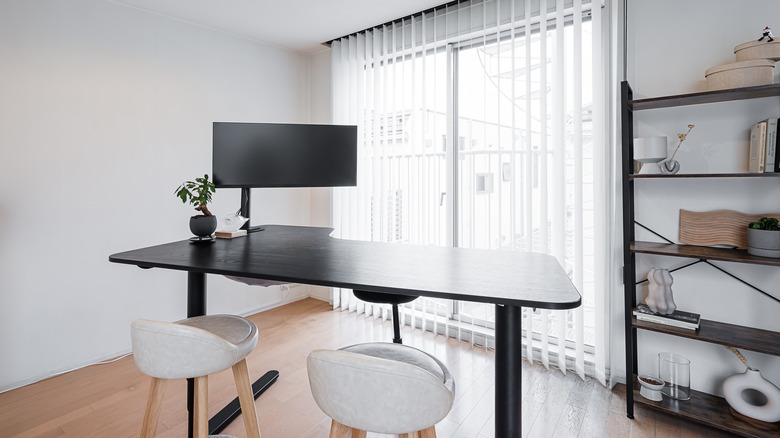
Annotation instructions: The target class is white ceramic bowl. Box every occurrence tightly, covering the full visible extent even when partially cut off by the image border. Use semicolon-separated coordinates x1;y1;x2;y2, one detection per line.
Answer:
638;374;664;402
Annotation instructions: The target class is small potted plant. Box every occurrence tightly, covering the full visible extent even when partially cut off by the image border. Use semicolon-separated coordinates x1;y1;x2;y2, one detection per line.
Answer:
175;174;217;238
747;217;780;258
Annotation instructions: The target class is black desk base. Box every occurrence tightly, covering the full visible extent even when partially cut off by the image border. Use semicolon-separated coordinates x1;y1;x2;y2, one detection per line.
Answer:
496;304;523;437
207;370;278;434
185;272;279;438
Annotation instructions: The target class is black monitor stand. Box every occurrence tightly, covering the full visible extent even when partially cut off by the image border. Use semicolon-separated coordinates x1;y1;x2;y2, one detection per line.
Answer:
240;187;264;233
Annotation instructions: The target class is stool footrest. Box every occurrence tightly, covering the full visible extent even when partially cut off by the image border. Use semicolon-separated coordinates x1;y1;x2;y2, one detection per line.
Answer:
208;370;279;435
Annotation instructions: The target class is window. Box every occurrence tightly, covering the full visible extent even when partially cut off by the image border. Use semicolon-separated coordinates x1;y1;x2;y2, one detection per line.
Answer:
332;0;608;381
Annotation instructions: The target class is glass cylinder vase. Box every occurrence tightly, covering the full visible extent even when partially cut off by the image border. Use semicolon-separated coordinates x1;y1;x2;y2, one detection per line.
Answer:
659;352;691;400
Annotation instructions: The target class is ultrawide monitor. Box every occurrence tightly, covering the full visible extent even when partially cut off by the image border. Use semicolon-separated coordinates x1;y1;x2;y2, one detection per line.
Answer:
212;122;357;188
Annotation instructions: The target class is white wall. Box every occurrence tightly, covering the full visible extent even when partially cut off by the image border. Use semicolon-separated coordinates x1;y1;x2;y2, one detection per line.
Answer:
623;0;780;394
0;0;313;391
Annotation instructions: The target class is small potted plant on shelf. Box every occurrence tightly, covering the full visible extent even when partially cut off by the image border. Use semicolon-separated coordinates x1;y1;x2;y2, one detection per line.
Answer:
747;217;780;258
175;174;217;238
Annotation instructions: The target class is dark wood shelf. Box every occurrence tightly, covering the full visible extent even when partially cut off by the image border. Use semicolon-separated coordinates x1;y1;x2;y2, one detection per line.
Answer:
632;316;780;356
630;241;780;267
630;173;780;180
629;83;780;111
631;382;780;438
621;80;780;433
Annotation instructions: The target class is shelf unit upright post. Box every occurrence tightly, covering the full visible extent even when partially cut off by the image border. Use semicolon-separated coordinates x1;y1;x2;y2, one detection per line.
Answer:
620;80;780;437
620;81;638;420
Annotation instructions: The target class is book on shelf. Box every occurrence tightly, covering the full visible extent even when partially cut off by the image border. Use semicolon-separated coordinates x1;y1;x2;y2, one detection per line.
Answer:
776;119;780;172
765;117;777;173
633;303;701;330
748;120;768;173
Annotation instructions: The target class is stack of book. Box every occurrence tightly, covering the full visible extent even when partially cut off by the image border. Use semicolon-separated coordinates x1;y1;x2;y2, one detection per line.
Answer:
633;303;701;330
748;117;779;173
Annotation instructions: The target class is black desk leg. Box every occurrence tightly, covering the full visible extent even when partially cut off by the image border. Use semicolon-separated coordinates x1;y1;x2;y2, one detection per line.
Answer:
495;304;523;437
187;272;207;438
184;272;280;438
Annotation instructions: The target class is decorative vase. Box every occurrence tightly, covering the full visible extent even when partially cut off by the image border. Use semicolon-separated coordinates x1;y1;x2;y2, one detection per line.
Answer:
189;215;217;237
646;268;668;314
659;269;676;314
659;352;691;400
747;228;780;258
660;159;680;175
645;268;676;315
723;368;780;423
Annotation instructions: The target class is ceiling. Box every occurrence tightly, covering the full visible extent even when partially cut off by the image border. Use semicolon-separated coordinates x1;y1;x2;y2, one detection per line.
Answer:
112;0;446;55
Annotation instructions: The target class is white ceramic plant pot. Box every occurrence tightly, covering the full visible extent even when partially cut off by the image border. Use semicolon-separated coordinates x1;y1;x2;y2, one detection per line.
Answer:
747;228;780;258
723;368;780;423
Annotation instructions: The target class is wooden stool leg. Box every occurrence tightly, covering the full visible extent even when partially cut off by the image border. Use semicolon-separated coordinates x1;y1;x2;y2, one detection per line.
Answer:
193;376;208;438
400;428;436;438
328;419;352;438
140;377;167;438
419;426;437;438
351;428;367;438
232;358;261;438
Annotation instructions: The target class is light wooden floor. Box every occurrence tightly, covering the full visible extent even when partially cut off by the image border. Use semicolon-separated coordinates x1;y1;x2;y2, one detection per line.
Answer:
0;298;733;438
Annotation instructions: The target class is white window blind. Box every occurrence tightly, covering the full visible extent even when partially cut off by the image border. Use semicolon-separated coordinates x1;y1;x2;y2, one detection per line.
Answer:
330;0;611;385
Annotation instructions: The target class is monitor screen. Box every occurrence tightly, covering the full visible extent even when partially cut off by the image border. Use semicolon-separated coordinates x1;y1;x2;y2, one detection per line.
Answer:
212;122;357;188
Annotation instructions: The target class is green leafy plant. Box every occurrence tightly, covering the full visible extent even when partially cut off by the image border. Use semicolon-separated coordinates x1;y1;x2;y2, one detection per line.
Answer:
748;217;780;231
175;174;216;217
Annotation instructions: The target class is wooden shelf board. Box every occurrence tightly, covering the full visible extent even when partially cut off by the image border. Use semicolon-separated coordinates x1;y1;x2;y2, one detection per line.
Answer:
632;316;780;356
631;382;780;438
629;84;780;111
630;173;780;180
630;241;780;267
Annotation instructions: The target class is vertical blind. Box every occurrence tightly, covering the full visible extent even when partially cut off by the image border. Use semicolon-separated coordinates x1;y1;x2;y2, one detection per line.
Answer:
330;0;610;384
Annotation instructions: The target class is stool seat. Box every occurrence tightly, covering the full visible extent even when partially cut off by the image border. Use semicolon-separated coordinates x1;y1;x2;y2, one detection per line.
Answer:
131;314;258;380
131;315;261;438
340;343;447;383
308;342;455;436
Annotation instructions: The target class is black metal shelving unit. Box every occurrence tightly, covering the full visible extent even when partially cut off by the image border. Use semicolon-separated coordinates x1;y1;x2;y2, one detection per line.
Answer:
620;81;780;437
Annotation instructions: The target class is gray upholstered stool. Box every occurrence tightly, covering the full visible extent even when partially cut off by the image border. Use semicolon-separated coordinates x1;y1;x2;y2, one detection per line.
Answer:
130;315;261;438
307;342;455;438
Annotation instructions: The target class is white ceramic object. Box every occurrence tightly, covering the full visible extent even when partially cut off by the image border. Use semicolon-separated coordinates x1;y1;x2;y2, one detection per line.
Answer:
723;368;780;423
705;59;775;91
660;159;680;175
734;40;780;62
638;375;664;401
633;137;668;175
645;268;676;315
659;269;676;314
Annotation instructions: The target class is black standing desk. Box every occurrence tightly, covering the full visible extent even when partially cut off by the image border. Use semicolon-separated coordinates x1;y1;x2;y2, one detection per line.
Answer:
109;225;581;437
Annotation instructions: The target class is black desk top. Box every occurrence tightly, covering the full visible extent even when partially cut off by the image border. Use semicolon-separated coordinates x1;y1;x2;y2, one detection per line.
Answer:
109;225;580;309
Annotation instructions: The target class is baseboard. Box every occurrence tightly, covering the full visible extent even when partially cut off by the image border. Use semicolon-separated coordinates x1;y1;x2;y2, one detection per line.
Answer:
0;348;131;394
